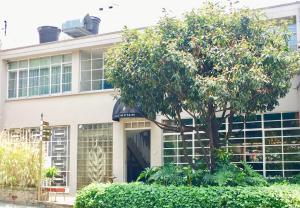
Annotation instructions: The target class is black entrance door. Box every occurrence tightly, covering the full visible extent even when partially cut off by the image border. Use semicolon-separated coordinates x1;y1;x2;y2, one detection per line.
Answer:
126;130;150;182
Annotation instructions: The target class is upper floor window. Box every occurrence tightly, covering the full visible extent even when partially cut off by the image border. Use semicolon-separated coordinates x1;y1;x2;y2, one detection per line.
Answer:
288;23;297;50
80;49;113;92
8;54;72;99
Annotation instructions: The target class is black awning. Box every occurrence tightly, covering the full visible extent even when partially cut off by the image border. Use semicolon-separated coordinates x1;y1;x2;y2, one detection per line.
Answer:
112;99;144;121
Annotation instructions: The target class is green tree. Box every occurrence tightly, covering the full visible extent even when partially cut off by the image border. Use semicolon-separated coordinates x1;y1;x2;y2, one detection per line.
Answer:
105;3;300;171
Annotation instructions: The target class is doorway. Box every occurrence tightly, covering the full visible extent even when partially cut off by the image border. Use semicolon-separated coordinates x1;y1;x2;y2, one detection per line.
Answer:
126;130;151;182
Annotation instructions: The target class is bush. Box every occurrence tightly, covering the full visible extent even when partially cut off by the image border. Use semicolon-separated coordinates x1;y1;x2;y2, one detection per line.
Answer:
75;183;300;208
138;161;267;187
0;141;41;188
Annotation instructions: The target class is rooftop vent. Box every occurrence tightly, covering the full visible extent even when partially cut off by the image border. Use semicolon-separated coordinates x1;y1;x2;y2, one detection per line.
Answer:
62;14;100;38
37;26;61;44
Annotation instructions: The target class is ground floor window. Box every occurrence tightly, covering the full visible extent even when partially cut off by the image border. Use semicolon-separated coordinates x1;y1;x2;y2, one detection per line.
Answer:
163;112;300;177
46;126;70;186
77;123;113;189
7;126;70;186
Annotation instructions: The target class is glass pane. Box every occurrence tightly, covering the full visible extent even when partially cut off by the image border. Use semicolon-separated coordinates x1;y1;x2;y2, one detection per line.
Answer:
92;59;103;69
51;65;61;94
284;154;300;161
283;137;300;145
62;64;72;92
164;135;177;141
29;69;39;96
283;120;300;128
29;58;40;67
8;71;17;98
18;70;28;97
92;69;103;80
265;146;282;154
81;71;91;81
80;81;91;91
264;113;281;121
164;141;177;149
19;60;28;68
264;121;281;128
265;137;282;145
265;130;282;137
51;55;62;64
81;60;91;71
80;50;91;60
63;54;72;62
40;57;50;66
8;61;18;70
245;122;261;129
283;145;300;153
92;49;103;59
266;171;283;177
265;153;282;161
283;112;298;120
39;67;50;95
92;80;103;90
266;163;282;170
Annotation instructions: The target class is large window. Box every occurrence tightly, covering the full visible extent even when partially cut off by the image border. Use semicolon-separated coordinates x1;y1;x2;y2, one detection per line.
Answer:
8;54;72;99
8;126;70;187
80;49;113;92
163;112;300;177
77;123;113;189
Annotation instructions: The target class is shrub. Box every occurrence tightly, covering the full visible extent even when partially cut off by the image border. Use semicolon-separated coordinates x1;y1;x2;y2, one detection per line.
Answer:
138;161;267;187
75;183;300;208
0;140;41;188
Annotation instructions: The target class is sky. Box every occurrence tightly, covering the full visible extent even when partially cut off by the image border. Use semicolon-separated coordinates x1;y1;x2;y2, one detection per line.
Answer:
0;0;296;49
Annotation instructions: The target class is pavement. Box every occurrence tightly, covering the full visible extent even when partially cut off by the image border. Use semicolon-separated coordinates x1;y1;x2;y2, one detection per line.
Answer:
0;202;40;208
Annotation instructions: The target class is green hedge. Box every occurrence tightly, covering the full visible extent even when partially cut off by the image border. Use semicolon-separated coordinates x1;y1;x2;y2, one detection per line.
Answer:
75;183;300;208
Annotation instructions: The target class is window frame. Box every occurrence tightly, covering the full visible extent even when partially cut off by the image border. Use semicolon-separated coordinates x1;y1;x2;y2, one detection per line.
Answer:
7;53;72;100
79;48;112;92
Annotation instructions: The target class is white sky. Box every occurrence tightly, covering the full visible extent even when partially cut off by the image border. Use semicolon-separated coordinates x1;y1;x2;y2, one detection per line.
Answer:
0;0;296;49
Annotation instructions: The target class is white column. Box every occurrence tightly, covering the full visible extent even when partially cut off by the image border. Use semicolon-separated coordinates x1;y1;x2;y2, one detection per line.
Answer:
68;123;78;194
150;122;163;167
113;121;126;182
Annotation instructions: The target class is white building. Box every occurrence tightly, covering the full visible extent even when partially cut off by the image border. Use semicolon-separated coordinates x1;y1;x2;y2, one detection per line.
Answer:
0;2;300;194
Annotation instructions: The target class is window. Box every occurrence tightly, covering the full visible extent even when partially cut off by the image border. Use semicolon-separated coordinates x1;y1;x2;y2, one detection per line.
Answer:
163;112;300;177
8;71;17;98
77;123;113;189
80;49;113;92
288;24;297;50
8;126;70;187
7;54;72;99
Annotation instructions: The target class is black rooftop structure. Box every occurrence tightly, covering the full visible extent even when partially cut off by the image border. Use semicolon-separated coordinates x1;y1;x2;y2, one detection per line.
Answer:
112;99;144;121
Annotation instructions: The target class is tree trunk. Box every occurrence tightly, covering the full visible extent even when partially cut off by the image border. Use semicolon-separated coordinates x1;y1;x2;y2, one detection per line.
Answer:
194;129;210;170
207;103;220;172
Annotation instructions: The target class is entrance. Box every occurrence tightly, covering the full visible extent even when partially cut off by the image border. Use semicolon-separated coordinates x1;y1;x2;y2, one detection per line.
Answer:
126;130;151;182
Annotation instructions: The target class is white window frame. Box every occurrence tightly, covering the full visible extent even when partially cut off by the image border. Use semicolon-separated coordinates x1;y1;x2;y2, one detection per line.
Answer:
7;53;72;100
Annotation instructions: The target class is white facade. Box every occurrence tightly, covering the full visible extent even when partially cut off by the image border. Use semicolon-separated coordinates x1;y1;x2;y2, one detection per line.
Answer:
0;2;300;194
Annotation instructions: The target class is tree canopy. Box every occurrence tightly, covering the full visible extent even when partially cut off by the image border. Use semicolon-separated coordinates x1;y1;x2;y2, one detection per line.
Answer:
105;3;300;170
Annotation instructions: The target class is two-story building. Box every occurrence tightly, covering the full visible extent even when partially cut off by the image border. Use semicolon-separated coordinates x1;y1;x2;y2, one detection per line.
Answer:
0;2;300;194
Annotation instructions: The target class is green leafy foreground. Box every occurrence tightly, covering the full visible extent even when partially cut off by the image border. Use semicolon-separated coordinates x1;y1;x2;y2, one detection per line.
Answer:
75;183;300;208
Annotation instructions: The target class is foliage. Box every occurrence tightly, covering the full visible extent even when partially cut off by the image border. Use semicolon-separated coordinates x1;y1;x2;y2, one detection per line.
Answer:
105;1;300;170
290;173;300;184
0;140;41;188
44;166;58;186
75;183;300;208
138;153;267;187
137;164;194;186
268;173;300;185
44;166;58;179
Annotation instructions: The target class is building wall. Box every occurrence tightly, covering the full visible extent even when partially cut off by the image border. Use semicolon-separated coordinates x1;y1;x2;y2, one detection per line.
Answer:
0;2;300;193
